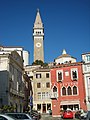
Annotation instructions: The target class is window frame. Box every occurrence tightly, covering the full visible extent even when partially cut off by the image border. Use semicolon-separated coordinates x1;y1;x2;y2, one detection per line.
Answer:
37;83;41;88
67;86;72;95
71;68;78;80
56;70;63;82
73;86;77;95
46;73;49;78
46;82;50;88
37;92;41;100
62;86;66;95
36;73;41;79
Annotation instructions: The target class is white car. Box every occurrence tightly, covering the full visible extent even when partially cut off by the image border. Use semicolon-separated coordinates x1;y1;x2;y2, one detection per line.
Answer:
5;113;33;120
80;110;87;119
0;114;16;120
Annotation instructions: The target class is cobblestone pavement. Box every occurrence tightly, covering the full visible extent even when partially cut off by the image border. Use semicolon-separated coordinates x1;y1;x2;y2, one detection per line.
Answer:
40;114;78;120
40;114;60;120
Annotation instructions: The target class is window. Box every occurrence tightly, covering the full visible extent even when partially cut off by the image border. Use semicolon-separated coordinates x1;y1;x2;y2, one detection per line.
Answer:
72;71;77;79
74;104;79;110
71;68;78;80
42;92;45;99
46;82;50;88
53;86;57;92
46;92;50;99
62;87;66;95
87;65;90;72
57;70;63;82
67;86;72;95
61;104;79;111
37;92;41;100
47;104;51;110
73;86;77;95
37;83;41;88
58;72;62;80
46;73;49;78
37;104;41;111
52;86;58;98
86;55;90;62
36;74;41;78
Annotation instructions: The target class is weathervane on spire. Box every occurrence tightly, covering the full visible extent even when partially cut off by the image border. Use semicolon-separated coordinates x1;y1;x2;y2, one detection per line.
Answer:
37;8;39;12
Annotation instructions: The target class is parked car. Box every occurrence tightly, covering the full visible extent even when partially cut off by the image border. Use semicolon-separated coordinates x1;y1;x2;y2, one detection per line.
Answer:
75;110;81;119
62;110;73;119
47;109;52;115
75;110;88;119
0;114;16;120
86;111;90;120
83;111;90;120
80;110;87;119
5;113;33;120
30;110;41;120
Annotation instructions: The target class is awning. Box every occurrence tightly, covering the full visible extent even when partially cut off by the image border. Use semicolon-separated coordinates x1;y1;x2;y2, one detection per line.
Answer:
60;100;80;105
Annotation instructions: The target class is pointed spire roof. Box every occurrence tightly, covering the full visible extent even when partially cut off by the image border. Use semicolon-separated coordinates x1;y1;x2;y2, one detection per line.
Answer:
34;9;43;28
56;49;76;59
62;49;67;55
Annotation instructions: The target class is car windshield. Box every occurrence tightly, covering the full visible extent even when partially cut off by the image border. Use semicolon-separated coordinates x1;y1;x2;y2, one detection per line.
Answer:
7;114;29;119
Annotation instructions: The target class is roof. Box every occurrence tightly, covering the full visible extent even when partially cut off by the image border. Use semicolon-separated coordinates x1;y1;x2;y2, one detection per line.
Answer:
82;52;90;55
55;49;76;60
34;9;43;28
32;67;50;72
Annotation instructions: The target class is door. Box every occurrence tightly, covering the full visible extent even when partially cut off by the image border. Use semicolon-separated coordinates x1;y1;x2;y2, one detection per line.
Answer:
42;104;46;113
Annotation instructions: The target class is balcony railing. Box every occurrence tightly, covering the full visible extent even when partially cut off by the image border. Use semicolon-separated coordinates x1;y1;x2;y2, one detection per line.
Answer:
50;92;58;99
10;88;24;98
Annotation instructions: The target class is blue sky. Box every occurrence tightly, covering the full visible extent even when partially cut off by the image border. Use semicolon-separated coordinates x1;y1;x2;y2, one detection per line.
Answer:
0;0;90;64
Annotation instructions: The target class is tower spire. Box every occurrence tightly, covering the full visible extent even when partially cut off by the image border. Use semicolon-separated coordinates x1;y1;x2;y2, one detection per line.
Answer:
34;9;43;28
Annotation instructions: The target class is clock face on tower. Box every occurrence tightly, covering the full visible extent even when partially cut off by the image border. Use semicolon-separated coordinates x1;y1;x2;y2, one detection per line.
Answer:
36;42;41;47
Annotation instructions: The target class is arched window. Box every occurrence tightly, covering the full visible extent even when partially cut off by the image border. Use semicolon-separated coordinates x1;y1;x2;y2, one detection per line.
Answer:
67;86;72;95
73;86;77;95
62;87;66;95
53;86;57;92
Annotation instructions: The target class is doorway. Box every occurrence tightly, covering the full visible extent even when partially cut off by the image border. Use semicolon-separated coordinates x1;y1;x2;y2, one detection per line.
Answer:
42;104;46;113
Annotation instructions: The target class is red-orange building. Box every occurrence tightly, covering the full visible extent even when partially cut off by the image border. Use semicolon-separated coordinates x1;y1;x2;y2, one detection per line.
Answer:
50;62;87;117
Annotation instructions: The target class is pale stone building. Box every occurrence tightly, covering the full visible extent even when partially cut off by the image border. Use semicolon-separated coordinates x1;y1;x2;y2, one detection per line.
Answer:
0;48;24;112
82;52;90;110
24;65;52;113
0;46;30;66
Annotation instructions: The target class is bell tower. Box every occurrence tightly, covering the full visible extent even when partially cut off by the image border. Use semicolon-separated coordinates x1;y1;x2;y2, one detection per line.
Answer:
33;9;44;62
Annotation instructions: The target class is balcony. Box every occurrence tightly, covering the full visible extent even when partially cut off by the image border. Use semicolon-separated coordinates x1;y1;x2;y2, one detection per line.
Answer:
50;92;58;99
10;88;24;98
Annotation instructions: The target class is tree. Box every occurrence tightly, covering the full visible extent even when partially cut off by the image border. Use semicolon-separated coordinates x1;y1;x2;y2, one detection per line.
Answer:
0;105;16;113
32;60;48;67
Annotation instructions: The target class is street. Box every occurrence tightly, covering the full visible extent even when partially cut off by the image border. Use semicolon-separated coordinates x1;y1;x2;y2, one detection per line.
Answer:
40;114;78;120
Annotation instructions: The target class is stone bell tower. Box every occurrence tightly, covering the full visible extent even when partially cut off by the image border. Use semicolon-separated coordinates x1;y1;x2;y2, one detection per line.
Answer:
33;9;44;62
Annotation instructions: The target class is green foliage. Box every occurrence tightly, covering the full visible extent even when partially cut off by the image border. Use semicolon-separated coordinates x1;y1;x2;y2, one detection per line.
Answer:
32;60;48;67
0;105;16;113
